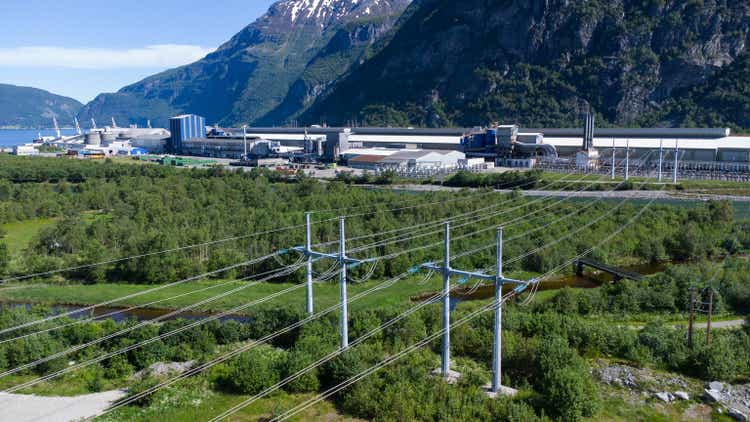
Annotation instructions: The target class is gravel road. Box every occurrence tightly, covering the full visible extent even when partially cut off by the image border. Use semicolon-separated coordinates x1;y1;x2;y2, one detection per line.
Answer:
0;390;125;422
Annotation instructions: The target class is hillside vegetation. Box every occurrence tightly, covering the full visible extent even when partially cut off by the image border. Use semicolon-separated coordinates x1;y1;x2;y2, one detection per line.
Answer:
0;84;82;128
0;157;747;421
77;0;410;128
303;0;750;130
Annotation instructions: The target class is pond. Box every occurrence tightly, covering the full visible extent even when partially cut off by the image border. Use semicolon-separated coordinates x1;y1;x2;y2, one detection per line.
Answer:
410;261;669;308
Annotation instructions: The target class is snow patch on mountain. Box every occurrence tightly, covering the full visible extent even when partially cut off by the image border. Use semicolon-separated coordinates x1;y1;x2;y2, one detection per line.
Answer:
281;0;405;25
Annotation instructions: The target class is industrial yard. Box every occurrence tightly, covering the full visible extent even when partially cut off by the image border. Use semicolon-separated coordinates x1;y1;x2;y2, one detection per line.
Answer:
12;111;750;187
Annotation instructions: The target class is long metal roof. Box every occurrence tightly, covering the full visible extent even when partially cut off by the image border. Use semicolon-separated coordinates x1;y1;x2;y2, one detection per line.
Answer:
235;126;731;139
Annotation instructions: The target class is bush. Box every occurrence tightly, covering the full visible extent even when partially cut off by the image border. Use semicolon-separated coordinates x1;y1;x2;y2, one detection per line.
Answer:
215;346;286;394
535;336;598;421
104;355;134;379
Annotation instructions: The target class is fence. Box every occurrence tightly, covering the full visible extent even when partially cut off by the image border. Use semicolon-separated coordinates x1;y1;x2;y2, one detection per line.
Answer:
534;157;750;182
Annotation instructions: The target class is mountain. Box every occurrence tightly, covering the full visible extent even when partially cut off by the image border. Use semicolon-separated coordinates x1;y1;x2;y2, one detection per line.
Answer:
0;84;82;128
78;0;411;128
302;0;750;130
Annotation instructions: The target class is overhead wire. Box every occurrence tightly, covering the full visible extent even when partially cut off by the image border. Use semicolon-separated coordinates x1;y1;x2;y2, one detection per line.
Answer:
0;169;580;285
267;193;662;422
350;153;649;260
95;182;652;418
0;251;282;338
0;258;307;382
0;161;650;396
0;169;591;339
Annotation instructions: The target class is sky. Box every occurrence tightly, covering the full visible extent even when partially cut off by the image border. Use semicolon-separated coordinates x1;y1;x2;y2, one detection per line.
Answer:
0;0;276;103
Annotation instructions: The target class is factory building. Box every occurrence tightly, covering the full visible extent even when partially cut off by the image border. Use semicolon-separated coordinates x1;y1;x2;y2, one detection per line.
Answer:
225;126;749;165
344;148;467;171
169;114;206;151
12;144;39;156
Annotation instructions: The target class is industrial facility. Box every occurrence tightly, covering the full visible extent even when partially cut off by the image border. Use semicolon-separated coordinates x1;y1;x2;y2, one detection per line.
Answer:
14;110;750;182
190;122;749;167
13;117;168;158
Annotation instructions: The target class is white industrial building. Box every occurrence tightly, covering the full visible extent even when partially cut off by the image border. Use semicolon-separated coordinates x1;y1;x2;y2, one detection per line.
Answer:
344;148;468;171
12;144;39;156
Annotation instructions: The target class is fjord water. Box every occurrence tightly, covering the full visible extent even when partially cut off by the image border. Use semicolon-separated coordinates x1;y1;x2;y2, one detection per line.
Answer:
0;129;78;147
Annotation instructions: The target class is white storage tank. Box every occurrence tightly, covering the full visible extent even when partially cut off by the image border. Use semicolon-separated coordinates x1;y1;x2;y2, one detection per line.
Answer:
85;131;102;146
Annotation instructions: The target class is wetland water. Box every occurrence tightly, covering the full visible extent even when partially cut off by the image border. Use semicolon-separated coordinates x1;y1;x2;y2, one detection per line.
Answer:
411;261;669;307
0;301;252;324
0;262;691;322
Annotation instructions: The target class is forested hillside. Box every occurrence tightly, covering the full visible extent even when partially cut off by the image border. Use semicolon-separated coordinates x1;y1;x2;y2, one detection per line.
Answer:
303;0;750;130
77;0;410;128
0;84;82;128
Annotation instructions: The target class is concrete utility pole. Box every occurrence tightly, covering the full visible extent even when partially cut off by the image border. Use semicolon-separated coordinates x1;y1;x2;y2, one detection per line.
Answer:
611;138;616;180
673;140;679;184
422;225;525;390
292;216;363;349
305;212;314;315
688;288;695;349
625;139;630;181
707;289;714;349
658;139;664;182
491;227;504;393
339;217;349;350
441;222;451;377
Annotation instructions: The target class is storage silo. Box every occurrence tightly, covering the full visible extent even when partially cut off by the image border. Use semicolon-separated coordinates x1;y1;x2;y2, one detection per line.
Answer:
85;131;102;146
101;132;117;145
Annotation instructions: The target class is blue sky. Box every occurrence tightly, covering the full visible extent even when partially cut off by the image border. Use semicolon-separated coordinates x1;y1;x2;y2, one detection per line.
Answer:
0;0;276;103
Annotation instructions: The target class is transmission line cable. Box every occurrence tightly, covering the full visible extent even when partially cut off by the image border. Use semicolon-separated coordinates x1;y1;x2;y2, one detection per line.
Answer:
268;197;660;421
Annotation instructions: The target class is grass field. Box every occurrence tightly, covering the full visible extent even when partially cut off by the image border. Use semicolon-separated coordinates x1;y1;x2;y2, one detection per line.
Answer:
1;217;57;255
98;381;362;422
0;275;451;316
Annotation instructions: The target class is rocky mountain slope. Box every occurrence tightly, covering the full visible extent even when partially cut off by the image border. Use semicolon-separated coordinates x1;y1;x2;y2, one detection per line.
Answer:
78;0;411;128
302;0;750;130
0;84;82;128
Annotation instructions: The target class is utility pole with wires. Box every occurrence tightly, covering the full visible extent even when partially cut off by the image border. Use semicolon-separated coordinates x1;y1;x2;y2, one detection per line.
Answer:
421;224;524;394
292;216;363;349
242;125;248;160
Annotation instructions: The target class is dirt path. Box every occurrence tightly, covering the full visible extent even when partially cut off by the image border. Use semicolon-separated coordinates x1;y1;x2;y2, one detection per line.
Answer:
0;390;126;422
690;319;746;329
630;319;746;330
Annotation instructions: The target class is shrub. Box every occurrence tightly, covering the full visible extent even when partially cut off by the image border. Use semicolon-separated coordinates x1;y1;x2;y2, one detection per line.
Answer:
215;346;286;395
535;336;598;421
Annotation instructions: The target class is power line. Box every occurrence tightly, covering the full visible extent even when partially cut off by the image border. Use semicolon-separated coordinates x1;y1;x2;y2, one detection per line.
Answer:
96;188;655;417
268;196;660;422
0;259;307;382
0;252;281;338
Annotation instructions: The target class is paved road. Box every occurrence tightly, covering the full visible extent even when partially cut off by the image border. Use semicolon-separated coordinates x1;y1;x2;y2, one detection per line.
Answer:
362;184;750;202
0;390;125;422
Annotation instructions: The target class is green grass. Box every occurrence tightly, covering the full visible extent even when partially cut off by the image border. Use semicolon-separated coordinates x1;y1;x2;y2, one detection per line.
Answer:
1;217;57;255
0;371;123;397
0;275;449;315
591;389;711;421
98;382;361;422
